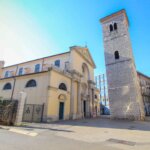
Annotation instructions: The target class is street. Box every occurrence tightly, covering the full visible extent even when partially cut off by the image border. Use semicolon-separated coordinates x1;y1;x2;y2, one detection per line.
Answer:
0;118;150;150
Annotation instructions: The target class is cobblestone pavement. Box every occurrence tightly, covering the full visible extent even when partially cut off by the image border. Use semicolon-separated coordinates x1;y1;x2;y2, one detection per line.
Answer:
0;118;150;150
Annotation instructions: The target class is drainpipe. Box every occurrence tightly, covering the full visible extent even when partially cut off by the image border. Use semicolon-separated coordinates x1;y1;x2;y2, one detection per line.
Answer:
11;77;16;100
42;58;45;71
10;65;18;100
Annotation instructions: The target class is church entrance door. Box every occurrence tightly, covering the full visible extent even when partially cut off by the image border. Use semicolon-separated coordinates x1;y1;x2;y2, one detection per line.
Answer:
59;102;64;120
83;100;86;117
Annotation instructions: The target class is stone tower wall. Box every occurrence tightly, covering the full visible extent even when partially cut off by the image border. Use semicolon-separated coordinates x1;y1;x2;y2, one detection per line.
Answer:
100;10;145;120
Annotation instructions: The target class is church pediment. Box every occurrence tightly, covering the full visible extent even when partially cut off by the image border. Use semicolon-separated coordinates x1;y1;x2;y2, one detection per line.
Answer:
70;46;96;68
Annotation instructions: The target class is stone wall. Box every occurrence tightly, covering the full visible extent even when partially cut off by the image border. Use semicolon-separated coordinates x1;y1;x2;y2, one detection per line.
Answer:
100;10;145;120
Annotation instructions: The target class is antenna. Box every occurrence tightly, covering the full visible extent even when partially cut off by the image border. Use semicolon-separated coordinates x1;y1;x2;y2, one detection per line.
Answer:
85;42;87;48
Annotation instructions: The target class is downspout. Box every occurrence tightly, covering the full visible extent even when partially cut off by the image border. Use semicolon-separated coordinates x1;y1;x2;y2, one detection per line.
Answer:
42;58;44;71
11;65;18;100
10;78;16;100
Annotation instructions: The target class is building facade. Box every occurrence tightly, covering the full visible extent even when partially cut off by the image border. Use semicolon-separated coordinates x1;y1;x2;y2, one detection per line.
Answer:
138;72;150;116
0;46;100;122
100;10;150;120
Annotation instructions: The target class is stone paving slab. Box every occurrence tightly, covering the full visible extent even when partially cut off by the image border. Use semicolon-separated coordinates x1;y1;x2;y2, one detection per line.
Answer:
21;118;150;150
1;118;150;150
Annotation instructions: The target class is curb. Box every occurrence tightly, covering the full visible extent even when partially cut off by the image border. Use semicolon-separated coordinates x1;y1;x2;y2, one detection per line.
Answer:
0;125;38;137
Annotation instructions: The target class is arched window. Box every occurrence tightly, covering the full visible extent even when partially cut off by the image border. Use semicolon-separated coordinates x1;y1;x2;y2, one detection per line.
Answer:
59;83;67;91
26;79;37;88
18;68;23;75
55;60;60;67
3;83;12;90
109;24;113;32
35;64;40;73
114;51;120;59
114;23;118;30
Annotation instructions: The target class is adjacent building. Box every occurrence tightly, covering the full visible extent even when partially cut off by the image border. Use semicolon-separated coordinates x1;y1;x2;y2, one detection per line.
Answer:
0;46;100;122
138;72;150;116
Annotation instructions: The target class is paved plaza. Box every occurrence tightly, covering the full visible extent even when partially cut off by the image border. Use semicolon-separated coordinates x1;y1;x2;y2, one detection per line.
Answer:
0;118;150;150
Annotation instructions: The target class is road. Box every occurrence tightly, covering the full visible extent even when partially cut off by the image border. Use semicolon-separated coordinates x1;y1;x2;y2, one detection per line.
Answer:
0;127;116;150
0;118;150;150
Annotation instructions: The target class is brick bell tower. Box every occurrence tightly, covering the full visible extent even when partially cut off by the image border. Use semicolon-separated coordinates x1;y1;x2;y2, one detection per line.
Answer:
100;9;145;120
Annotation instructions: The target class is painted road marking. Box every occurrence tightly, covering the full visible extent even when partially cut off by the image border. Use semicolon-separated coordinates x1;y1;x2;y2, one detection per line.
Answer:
9;128;38;137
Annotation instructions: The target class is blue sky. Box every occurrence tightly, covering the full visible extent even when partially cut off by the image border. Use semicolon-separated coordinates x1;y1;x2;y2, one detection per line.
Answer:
0;0;149;76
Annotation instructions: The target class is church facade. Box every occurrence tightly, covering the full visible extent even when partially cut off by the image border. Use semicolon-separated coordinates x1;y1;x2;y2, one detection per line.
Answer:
0;46;100;122
100;10;150;120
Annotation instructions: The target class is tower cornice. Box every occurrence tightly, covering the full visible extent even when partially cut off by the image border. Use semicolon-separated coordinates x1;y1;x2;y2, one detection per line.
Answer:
100;9;129;26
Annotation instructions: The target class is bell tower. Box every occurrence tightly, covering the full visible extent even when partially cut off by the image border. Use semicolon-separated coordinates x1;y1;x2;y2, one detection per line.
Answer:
100;10;145;120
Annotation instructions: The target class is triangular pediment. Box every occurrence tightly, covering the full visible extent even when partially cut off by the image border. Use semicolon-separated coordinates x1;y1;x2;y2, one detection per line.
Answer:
70;46;96;68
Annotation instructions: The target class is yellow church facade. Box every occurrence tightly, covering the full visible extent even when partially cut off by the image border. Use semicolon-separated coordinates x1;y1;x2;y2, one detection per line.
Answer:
0;46;100;122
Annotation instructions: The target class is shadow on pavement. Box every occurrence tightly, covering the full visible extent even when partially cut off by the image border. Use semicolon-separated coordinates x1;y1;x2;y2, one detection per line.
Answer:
50;118;150;131
22;118;150;132
22;125;74;133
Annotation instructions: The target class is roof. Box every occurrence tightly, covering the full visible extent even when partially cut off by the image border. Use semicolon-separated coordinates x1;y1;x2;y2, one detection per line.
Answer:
3;51;70;69
2;45;96;70
137;71;150;80
0;70;49;81
100;9;129;26
70;46;96;68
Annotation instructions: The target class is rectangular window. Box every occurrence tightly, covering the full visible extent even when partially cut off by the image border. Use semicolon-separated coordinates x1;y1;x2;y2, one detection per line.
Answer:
35;64;40;73
18;68;23;75
5;71;9;78
55;60;60;67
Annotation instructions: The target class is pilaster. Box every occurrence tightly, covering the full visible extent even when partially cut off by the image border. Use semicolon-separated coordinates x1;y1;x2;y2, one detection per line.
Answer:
70;78;75;119
77;81;82;118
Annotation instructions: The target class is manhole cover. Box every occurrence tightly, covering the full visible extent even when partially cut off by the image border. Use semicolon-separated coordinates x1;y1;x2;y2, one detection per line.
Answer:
107;138;136;146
